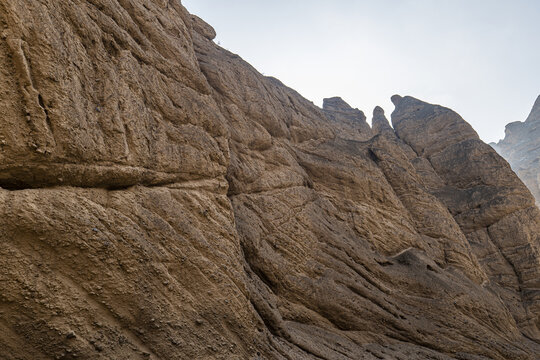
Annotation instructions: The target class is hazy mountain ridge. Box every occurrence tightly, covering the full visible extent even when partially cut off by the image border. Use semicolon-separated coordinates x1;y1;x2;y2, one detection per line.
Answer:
0;1;539;359
492;95;540;205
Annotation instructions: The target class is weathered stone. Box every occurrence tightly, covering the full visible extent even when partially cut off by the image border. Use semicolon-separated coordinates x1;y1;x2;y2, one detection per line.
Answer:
392;95;540;341
492;95;540;205
322;97;373;141
371;106;393;135
0;2;538;359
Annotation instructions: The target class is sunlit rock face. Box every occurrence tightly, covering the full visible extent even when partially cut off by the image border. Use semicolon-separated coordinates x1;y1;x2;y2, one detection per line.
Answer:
492;96;540;205
0;1;539;359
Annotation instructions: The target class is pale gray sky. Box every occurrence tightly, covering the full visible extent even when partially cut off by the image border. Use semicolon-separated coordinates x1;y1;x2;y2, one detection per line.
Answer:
183;0;539;143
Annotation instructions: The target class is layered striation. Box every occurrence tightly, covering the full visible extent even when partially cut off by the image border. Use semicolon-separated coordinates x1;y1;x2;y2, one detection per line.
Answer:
0;1;539;359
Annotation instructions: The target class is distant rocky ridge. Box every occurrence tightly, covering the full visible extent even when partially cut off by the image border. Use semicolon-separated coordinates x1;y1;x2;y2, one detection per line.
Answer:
492;95;540;205
0;1;539;359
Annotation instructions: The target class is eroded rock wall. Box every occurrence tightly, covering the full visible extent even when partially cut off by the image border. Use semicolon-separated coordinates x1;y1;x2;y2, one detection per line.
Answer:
0;1;539;359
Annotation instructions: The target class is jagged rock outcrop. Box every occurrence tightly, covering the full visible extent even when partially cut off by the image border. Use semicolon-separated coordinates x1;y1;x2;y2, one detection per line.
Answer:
492;95;540;205
0;1;539;359
371;106;393;135
322;97;373;141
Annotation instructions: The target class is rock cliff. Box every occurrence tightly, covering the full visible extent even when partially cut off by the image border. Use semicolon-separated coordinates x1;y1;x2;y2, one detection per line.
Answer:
492;95;540;205
0;1;539;359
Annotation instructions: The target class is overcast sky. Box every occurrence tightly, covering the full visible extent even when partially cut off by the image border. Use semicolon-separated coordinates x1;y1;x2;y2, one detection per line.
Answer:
183;0;539;143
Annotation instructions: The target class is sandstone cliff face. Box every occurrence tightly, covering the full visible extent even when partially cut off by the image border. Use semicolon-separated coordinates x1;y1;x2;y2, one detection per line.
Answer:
0;1;539;359
492;95;540;205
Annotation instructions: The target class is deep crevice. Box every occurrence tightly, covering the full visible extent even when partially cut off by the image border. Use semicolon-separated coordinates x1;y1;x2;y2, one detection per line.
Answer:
0;180;34;191
0;179;171;192
368;148;380;163
37;94;53;135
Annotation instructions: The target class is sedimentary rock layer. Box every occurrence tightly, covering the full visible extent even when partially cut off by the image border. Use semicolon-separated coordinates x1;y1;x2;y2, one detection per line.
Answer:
0;1;538;359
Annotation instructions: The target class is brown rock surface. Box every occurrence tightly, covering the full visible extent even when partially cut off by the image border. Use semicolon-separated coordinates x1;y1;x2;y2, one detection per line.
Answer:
492;95;540;205
322;97;373;141
0;1;539;359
